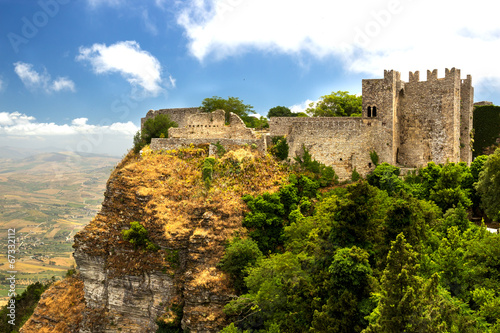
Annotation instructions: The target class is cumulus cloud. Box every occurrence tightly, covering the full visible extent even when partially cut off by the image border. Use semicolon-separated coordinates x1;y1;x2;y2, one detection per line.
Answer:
0;112;138;137
77;41;166;96
289;99;316;114
13;62;75;93
0;112;139;156
176;0;500;85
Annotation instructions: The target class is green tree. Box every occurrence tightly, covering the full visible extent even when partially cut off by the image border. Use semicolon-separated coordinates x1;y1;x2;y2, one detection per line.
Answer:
267;106;296;118
476;148;500;221
133;114;178;153
224;252;312;332
200;96;256;126
311;246;374;333
429;163;472;212
364;234;446;333
366;163;404;196
0;281;53;332
269;136;289;161
329;181;388;250
219;238;263;293
306;91;362;117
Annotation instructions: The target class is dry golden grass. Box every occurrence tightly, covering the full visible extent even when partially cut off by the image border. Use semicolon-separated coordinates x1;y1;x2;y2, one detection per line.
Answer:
74;145;289;278
20;275;85;333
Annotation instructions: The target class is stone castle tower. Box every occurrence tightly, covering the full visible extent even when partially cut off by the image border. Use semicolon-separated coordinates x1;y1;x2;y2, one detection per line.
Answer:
362;67;474;168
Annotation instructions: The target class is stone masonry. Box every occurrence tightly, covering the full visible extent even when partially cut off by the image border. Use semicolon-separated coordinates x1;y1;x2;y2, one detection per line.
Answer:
146;68;474;180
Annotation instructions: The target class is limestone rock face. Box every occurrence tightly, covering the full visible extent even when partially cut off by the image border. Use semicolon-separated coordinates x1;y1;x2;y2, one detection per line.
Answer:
74;251;175;333
72;149;286;332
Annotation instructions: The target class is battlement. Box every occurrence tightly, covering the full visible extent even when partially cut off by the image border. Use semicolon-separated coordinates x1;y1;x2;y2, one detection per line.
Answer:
384;69;401;82
407;68;462;83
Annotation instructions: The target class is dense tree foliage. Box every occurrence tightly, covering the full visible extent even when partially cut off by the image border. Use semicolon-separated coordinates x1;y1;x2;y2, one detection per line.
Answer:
0;280;53;332
267;106;297;118
476;148;500;221
133;114;178;153
306;91;362;117
220;151;500;332
200;96;256;126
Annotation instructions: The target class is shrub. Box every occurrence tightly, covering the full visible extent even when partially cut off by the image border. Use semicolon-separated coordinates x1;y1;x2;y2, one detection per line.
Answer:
122;221;159;251
269;136;289;161
219;238;263;293
294;145;338;187
352;168;361;182
133;114;178;153
214;141;226;157
369;150;379;166
202;157;217;188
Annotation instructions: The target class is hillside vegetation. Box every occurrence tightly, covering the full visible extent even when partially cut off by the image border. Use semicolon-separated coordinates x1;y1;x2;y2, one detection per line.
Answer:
11;144;500;332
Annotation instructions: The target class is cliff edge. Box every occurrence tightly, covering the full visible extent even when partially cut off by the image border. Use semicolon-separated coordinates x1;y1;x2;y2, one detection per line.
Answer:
23;145;287;332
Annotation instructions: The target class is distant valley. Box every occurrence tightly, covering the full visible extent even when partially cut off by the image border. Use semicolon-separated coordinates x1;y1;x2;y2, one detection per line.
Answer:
0;147;120;305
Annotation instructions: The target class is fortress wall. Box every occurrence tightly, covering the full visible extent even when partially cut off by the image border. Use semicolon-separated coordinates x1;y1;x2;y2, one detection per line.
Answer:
460;75;474;164
397;68;461;167
286;118;384;180
169;110;256;140
141;107;201;129
150;137;266;154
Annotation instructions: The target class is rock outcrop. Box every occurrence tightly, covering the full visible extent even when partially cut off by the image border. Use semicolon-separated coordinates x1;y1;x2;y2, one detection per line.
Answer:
67;146;287;332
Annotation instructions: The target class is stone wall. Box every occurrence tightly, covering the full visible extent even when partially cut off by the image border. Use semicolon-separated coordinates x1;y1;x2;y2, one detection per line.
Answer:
168;109;256;140
285;117;385;180
150;137;267;155
141;107;201;129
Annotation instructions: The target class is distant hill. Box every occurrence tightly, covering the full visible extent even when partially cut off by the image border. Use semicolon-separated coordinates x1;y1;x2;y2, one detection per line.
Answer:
0;146;121;160
0;150;121;307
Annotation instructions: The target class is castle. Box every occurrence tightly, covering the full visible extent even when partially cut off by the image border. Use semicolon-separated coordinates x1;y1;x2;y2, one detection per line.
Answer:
144;68;474;180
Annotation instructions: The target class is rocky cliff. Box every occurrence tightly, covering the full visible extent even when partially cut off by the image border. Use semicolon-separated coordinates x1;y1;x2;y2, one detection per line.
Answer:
23;145;287;332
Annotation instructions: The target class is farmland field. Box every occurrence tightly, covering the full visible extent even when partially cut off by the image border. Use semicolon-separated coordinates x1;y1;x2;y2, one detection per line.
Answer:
0;150;120;305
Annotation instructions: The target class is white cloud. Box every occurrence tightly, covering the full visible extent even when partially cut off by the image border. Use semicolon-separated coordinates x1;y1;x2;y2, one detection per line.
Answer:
289;99;316;114
177;0;500;86
77;41;166;96
0;78;4;92
0;112;139;156
13;62;76;93
0;112;138;137
52;77;76;92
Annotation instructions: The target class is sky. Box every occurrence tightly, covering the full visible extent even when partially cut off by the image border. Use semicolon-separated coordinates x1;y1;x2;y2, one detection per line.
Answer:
1;0;500;156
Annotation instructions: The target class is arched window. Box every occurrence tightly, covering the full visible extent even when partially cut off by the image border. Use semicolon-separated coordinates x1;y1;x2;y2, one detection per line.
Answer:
367;106;372;117
372;106;377;117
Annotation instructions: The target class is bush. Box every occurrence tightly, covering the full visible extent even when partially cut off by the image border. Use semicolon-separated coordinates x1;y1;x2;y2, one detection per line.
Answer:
133;114;178;153
214;141;226;157
352;168;361;182
369;151;379;166
294;145;338;187
269;136;289;161
202;157;217;188
122;221;159;251
219;238;263;293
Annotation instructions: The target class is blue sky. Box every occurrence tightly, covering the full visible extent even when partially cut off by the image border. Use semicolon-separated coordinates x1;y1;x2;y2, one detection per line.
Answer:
1;0;499;156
